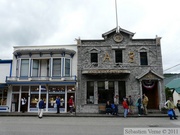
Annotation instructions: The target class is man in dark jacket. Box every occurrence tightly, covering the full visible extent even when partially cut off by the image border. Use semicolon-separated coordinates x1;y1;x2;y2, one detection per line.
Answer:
38;99;45;118
56;96;61;114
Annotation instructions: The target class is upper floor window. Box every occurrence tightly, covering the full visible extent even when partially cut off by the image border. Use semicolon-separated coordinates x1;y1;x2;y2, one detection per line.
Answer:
32;60;39;77
91;53;98;63
20;59;29;77
53;58;61;76
65;58;70;76
140;52;148;65
115;50;123;63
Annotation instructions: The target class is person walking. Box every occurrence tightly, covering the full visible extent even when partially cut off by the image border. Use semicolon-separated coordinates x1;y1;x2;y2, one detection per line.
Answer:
68;96;74;114
122;98;129;118
128;95;134;114
55;96;60;114
142;94;149;115
113;95;119;115
136;95;142;116
21;97;27;113
167;97;177;120
38;98;45;119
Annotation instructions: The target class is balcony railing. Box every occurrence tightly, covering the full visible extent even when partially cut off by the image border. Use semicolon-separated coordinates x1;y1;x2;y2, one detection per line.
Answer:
6;75;77;82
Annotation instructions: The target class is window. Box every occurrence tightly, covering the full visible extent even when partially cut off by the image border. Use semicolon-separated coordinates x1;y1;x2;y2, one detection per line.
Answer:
53;58;61;76
115;50;123;63
20;59;29;77
140;52;148;65
65;58;70;76
0;89;7;105
87;81;94;104
98;81;114;104
91;53;98;63
118;81;126;104
32;60;39;77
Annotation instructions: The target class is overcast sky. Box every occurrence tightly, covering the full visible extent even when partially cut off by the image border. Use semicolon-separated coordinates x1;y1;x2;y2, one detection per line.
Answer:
0;0;180;73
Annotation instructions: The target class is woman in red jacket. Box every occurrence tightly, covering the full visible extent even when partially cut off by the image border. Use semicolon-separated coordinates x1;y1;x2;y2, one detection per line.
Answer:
122;98;129;118
68;96;74;114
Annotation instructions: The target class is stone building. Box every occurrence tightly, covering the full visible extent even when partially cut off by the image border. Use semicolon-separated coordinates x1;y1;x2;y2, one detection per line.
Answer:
76;28;165;113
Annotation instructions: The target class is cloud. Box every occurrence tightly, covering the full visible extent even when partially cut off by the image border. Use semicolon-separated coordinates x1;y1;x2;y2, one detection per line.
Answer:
0;0;180;73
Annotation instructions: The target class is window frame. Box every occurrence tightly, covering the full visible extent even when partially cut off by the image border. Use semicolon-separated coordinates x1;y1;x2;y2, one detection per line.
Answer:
115;50;123;63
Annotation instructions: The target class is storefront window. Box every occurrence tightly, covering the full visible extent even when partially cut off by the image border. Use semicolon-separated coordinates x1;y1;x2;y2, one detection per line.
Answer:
30;86;47;109
48;86;65;111
67;86;75;92
30;94;38;108
0;89;7;105
12;86;20;92
118;81;126;104
98;81;114;104
87;81;94;104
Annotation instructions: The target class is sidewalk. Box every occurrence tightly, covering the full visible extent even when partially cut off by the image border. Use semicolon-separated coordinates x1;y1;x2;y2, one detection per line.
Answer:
1;112;177;117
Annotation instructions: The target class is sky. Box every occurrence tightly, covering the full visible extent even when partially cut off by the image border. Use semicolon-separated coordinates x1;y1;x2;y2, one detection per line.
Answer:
0;0;180;73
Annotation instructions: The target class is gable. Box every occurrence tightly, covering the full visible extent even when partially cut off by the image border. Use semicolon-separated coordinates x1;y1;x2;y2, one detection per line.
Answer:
136;70;164;80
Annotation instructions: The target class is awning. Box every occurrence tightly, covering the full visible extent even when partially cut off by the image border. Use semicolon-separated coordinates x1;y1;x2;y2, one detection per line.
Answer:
6;81;76;85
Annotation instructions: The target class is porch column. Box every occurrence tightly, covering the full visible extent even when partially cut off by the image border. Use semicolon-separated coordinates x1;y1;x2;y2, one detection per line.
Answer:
18;86;22;112
114;81;118;96
139;80;142;98
94;81;98;104
158;80;163;110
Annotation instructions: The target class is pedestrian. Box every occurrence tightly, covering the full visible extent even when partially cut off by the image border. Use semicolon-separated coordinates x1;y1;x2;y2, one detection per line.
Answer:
21;97;27;113
128;95;134;114
167;97;177;120
142;94;149;115
177;100;180;113
68;96;74;115
122;98;129;118
38;98;45;119
136;95;142;116
113;95;119;115
56;96;60;114
105;100;112;115
111;102;116;115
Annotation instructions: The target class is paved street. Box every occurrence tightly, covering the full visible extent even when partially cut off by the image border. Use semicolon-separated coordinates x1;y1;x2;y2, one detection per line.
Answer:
0;117;180;135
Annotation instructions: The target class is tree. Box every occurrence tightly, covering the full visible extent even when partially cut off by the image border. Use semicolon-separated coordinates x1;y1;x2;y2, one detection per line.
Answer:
165;87;174;100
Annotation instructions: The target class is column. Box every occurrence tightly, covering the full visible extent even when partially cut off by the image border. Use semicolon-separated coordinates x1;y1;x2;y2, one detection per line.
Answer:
94;81;98;104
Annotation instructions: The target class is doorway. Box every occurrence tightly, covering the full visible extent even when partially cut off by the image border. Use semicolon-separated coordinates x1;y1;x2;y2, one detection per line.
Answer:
67;93;75;112
11;94;19;112
142;81;159;109
21;93;28;112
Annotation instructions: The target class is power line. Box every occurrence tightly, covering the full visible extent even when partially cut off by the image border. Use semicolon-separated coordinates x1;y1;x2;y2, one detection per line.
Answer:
164;63;180;71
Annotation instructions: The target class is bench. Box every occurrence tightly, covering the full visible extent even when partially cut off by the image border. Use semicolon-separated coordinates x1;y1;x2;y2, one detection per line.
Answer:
99;105;106;114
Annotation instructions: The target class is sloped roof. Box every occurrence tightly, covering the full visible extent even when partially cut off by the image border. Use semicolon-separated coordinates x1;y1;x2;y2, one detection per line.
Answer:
102;27;135;38
136;70;164;80
166;78;180;94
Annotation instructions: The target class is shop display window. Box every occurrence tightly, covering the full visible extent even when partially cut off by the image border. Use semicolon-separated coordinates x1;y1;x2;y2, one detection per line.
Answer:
67;86;75;92
12;86;20;92
48;94;65;108
0;89;7;105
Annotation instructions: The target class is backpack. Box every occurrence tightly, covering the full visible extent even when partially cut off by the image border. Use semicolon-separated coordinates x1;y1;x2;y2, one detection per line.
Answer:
111;104;115;109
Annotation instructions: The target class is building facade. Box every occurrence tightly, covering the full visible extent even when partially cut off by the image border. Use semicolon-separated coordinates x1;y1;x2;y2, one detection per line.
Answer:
6;45;77;113
76;28;165;113
0;60;12;112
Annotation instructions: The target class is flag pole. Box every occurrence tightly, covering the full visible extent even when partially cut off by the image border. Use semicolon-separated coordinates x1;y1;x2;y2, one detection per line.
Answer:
115;0;119;33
